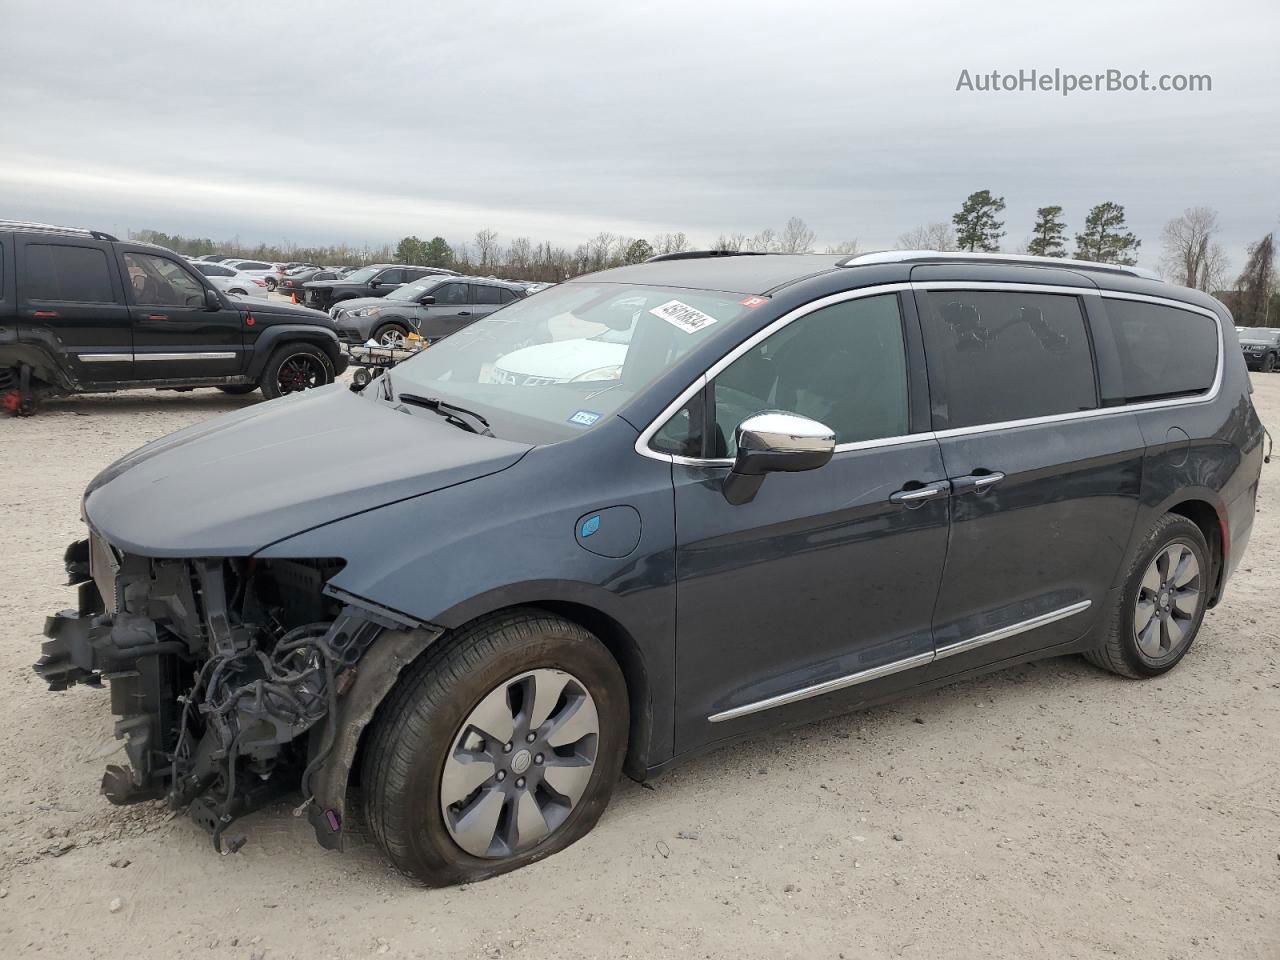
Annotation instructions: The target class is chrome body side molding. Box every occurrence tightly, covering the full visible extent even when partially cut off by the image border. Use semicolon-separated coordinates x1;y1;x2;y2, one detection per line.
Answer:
708;600;1093;723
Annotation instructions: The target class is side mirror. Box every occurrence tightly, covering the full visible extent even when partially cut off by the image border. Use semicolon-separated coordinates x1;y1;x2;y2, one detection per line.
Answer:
204;287;222;311
418;295;435;305
722;412;835;505
368;278;382;289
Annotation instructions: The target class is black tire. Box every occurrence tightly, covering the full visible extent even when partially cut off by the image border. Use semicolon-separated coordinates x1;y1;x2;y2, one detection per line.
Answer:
259;342;334;400
371;320;411;348
265;277;278;292
228;288;248;296
1264;352;1277;373
361;609;628;886
216;384;258;395
1084;514;1210;678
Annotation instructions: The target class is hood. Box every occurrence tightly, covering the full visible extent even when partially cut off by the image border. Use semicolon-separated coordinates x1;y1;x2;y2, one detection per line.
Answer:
301;279;353;290
333;296;400;313
1240;337;1277;346
84;385;532;557
245;299;334;325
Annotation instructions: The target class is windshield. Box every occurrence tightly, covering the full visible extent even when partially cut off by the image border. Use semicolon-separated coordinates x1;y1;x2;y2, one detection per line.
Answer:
344;267;380;283
386;277;446;302
387;282;757;443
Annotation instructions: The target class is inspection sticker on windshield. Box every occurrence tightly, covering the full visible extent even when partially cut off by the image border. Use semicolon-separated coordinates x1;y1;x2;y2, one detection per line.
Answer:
568;409;602;427
650;299;718;334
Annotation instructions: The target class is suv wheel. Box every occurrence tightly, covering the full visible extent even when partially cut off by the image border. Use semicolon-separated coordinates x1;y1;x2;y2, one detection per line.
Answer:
265;277;278;292
361;609;628;886
1264;352;1277;373
372;321;411;348
259;343;334;400
1084;514;1210;678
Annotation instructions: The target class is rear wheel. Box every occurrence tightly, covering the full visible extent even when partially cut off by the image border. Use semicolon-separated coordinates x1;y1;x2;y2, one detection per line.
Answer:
259;343;334;400
265;277;278;292
1084;514;1210;678
361;609;628;886
1264;352;1277;373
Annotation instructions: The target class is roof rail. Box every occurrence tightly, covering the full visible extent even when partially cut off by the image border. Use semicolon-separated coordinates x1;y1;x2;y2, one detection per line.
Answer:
841;249;1162;281
0;219;119;242
646;250;779;263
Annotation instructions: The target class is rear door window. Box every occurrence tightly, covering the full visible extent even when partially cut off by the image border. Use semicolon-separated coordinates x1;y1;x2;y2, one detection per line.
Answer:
23;242;117;303
376;269;406;285
918;290;1097;430
475;285;504;305
1104;298;1218;402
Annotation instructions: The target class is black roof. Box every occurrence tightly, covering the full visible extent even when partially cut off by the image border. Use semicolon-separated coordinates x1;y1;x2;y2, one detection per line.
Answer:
0;219;118;242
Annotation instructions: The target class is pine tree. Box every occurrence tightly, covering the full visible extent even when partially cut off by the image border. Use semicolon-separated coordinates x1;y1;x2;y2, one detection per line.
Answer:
952;190;1006;251
1074;202;1141;265
1027;206;1067;257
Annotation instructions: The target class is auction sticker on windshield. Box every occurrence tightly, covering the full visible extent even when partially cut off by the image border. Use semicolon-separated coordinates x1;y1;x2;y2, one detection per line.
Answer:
650;299;718;334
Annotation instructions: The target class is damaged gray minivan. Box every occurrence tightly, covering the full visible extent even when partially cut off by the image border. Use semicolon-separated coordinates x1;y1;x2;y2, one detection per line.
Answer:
37;250;1265;885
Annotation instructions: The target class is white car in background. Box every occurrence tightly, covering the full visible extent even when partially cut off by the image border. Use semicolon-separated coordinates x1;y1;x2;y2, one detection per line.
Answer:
221;258;284;291
192;261;269;300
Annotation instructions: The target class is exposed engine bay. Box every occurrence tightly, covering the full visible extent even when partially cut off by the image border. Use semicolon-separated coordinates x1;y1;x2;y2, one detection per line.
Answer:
35;533;418;852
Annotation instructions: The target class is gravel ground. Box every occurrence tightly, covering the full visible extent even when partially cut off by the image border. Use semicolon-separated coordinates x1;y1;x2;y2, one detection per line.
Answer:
1;375;1277;960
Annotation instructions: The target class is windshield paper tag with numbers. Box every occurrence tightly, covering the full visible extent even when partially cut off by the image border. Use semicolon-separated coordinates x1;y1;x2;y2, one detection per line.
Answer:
649;299;719;334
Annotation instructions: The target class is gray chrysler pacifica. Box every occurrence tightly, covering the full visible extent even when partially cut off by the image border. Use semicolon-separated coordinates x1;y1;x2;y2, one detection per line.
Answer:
37;249;1265;884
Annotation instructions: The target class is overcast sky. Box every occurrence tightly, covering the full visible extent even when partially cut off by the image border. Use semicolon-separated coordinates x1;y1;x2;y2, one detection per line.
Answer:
1;0;1276;270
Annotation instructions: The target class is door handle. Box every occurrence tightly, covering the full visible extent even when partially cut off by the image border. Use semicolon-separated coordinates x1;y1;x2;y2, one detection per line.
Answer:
146;314;168;321
889;481;951;507
458;311;471;316
32;310;59;319
952;471;1006;494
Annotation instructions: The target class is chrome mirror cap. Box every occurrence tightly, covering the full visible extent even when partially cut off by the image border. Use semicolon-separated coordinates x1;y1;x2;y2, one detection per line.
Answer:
724;412;836;505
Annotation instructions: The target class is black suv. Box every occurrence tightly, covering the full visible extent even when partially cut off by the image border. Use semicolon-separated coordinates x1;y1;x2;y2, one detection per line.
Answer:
1238;326;1280;372
0;221;347;411
301;263;459;311
36;250;1264;886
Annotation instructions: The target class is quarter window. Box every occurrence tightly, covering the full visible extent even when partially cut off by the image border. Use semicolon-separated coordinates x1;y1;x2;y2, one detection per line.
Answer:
705;293;909;458
1104;298;1217;402
919;290;1096;430
24;243;116;303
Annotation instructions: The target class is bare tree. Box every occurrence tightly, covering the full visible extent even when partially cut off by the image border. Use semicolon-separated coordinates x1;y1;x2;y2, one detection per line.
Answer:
1159;207;1229;292
826;239;861;255
587;232;615;271
744;228;779;253
506;236;533;275
778;217;816;254
896;222;957;251
473;229;499;271
1233;233;1275;326
652;232;690;255
713;233;747;252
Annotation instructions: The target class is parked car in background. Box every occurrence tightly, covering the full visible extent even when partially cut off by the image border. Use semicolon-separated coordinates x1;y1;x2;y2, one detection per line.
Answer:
1239;327;1280;372
278;266;342;299
35;249;1263;885
222;259;283;291
331;275;526;346
302;263;459;311
0;220;347;411
192;261;269;300
197;254;239;263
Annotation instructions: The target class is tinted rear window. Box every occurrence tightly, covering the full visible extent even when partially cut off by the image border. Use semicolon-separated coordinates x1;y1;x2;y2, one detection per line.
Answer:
24;243;116;303
920;290;1097;429
1105;299;1218;402
475;285;504;304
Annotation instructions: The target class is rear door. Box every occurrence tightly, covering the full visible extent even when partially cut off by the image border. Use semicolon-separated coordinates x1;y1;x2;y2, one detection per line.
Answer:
118;247;245;380
471;283;507;321
913;278;1144;666
15;235;133;384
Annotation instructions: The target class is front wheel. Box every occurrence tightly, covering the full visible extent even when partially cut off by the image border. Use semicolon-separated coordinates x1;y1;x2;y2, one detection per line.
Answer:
1264;352;1277;373
259;343;334;400
265;277;278;292
1084;514;1210;678
361;609;628;886
372;321;411;348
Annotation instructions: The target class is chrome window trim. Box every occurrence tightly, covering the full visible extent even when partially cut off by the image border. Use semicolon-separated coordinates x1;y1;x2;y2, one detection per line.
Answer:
135;352;238;362
707;600;1093;723
637;282;1224;465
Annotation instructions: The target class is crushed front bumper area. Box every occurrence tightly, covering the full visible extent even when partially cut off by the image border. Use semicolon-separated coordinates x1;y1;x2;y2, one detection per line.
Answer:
35;534;402;851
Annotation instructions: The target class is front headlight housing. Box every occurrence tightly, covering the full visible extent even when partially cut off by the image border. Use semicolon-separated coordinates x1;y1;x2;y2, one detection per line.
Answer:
570;365;623;383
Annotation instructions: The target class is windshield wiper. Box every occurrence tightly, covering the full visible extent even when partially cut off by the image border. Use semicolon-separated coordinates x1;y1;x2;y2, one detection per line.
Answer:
395;392;494;437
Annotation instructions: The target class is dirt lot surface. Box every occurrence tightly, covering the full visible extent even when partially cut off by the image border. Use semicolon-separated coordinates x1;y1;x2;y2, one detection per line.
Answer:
1;377;1277;960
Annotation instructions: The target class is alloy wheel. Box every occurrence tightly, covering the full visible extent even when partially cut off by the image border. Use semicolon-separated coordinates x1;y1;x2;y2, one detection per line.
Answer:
275;354;326;394
378;328;408;348
440;668;599;859
1134;542;1201;659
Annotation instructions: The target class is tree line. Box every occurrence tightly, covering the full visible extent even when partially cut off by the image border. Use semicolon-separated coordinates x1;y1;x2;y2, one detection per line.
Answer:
131;195;1278;325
